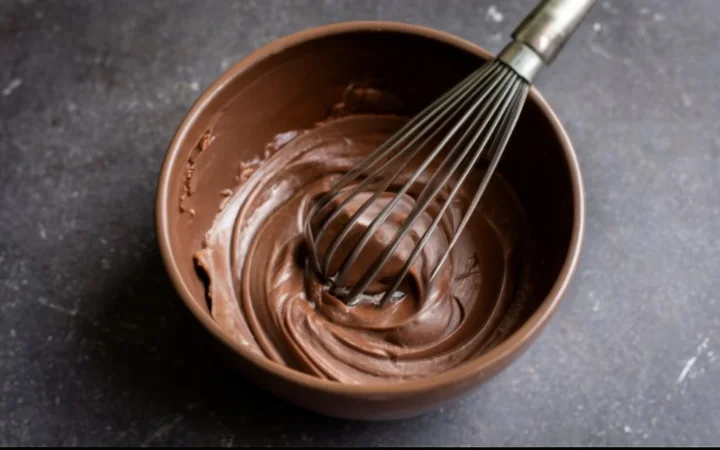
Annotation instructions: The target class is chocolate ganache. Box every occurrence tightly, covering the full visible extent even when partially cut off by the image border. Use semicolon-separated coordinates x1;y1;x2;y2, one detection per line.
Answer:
194;87;533;384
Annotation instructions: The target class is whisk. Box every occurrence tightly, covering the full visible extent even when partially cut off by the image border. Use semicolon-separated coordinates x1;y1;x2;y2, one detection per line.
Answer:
305;0;595;306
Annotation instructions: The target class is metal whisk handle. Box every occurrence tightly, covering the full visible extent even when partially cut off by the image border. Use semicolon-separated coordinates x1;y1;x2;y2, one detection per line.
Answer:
499;0;596;83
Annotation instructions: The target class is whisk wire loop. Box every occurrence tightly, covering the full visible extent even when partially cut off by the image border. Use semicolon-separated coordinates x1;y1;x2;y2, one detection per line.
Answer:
330;65;513;291
304;64;495;276
317;64;504;278
338;64;522;305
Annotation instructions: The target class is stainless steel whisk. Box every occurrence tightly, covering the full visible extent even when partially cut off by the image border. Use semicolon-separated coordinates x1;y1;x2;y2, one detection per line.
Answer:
305;0;596;306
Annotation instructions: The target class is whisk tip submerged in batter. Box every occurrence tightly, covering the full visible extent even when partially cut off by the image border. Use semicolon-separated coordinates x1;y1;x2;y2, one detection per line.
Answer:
305;61;530;307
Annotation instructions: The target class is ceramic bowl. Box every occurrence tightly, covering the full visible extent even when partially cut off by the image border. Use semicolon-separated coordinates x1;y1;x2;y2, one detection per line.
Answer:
155;21;585;420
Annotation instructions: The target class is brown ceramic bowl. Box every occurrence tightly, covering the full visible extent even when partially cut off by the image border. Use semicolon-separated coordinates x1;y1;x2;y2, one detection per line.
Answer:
155;21;585;420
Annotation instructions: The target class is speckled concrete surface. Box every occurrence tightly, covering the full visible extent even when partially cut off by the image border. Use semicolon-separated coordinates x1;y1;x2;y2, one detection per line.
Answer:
1;0;718;446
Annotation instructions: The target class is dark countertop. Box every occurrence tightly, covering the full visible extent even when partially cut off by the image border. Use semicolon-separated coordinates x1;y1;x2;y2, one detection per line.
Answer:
1;0;718;446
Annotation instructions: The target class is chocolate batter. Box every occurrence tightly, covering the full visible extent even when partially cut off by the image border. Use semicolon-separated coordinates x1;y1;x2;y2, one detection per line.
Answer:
194;89;532;384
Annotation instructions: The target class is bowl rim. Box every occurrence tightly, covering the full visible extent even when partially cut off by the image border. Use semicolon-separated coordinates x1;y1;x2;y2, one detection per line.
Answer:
155;20;586;396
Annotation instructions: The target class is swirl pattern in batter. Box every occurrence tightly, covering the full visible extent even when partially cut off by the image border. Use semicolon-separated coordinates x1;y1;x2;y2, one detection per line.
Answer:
195;113;532;384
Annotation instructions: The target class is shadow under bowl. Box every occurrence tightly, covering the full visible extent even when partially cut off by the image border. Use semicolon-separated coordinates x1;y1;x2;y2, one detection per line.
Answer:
155;21;585;421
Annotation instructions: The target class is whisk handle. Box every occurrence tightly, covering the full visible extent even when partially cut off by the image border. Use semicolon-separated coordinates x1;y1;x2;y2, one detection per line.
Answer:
498;0;596;83
513;0;596;64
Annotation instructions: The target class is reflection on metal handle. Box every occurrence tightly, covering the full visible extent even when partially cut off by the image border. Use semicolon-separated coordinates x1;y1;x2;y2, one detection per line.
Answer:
498;0;596;83
513;0;596;63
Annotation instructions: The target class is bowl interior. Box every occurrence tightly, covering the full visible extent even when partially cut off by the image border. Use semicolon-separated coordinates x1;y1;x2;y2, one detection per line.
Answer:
158;27;577;377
